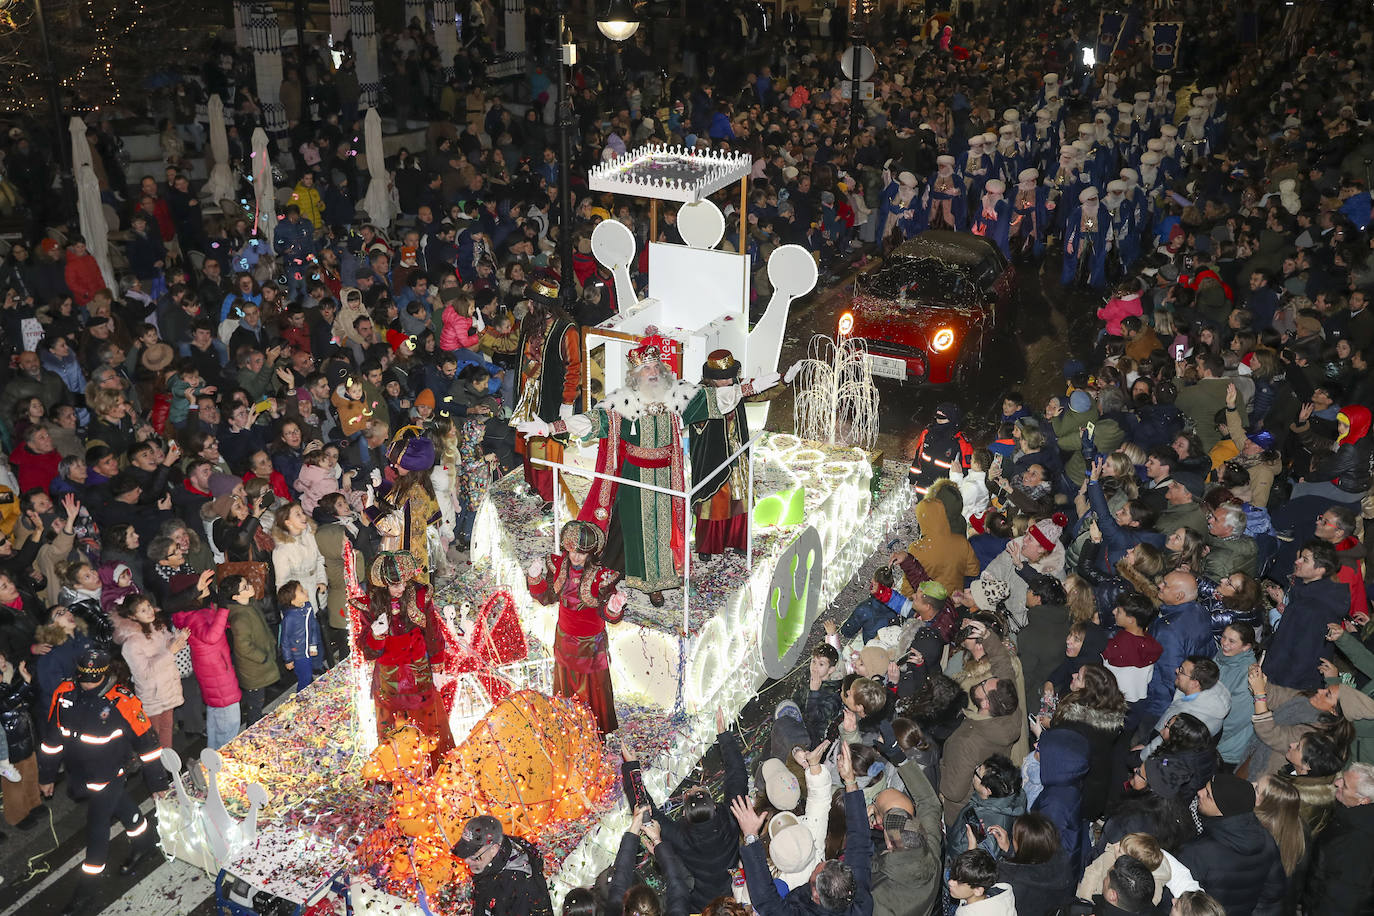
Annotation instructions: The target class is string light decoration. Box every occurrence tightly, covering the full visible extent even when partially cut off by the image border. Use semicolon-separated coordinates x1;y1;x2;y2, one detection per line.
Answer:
792;334;881;449
0;0;216;112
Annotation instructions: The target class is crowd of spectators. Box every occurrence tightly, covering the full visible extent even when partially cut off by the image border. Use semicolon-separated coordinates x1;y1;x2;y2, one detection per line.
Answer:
0;0;1372;913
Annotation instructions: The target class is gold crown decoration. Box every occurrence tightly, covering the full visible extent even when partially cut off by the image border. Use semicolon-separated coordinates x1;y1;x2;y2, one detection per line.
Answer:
528;277;561;302
626;344;663;368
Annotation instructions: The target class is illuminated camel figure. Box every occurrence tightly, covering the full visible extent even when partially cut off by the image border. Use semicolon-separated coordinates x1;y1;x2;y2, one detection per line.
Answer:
583;146;818;428
155;747;269;874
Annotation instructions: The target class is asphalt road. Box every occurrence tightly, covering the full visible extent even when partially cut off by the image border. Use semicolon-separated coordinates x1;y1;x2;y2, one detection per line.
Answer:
2;249;1099;916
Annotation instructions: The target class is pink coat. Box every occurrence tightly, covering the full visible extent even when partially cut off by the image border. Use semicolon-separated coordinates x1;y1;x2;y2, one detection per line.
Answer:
171;606;242;708
440;307;479;352
295;463;341;514
112;615;184;717
1097;292;1143;337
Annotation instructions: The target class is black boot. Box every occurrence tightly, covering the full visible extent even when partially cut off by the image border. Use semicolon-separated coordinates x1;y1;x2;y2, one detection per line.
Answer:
119;845;160;877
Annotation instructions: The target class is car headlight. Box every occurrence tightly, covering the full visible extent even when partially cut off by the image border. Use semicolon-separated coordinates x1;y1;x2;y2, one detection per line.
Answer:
838;312;854;337
931;327;956;352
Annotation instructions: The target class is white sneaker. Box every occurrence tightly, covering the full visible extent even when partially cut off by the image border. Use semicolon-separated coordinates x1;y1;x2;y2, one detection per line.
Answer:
0;762;21;783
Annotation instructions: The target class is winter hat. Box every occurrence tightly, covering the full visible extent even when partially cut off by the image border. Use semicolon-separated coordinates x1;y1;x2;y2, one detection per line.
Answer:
1143;753;1209;800
387;426;435;471
858;645;892;675
1208;774;1256;815
768;812;816;876
1246;430;1275;450
1028;512;1068;554
820;190;836;205
415;388;436;408
760;757;801;811
969;577;1011;611
1068;390;1093;413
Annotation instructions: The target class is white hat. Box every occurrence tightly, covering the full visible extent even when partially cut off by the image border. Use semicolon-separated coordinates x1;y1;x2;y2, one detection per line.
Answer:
1072;139;1092;154
937;155;956;167
1003;109;1021;123
1077;123;1094;137
1147;138;1165;152
641;117;655;129
768;812;817;880
1107;179;1127;193
1279;178;1297;192
1202;86;1218;95
985;179;1006;194
760;757;801;810
1018;168;1039;182
999;124;1016;135
1188;106;1208;120
783;165;799;179
1079;186;1099;203
1117;102;1133;115
1141;151;1162;165
1036;107;1053;121
1044;73;1059;85
981;132;998;145
969;136;985;148
1094;111;1111;124
1160;124;1178;137
1120;168;1139;182
969;577;1012;611
917;122;932;131
1059;145;1076;157
899;170;918;188
1133;91;1151;102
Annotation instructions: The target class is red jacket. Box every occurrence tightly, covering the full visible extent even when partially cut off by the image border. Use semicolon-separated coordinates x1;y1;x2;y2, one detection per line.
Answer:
8;443;61;494
64;250;105;306
170;605;242;708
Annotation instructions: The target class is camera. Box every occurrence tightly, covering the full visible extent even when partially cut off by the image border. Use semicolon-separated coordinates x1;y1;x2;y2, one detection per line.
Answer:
960;625;981;641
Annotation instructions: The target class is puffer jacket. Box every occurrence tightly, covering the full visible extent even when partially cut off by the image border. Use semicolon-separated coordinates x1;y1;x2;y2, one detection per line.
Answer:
0;667;37;761
1303;404;1373;493
112;614;184;716
1174;813;1287;916
1031;727;1092;865
171;605;241;708
1052;701;1125;822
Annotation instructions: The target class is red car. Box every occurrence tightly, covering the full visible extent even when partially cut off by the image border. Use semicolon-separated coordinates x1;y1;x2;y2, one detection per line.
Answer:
838;231;1016;385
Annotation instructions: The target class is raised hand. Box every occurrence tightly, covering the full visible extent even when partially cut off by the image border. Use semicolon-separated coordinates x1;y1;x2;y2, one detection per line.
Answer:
729;796;766;836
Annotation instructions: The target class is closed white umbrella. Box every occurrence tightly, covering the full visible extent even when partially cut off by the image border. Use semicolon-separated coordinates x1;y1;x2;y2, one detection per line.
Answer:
68;116;115;289
69;115;92;174
204;95;236;202
76;163;117;290
251;128;276;241
359;108;396;229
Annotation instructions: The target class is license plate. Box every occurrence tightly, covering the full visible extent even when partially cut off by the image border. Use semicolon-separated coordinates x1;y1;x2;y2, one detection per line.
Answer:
866;353;907;380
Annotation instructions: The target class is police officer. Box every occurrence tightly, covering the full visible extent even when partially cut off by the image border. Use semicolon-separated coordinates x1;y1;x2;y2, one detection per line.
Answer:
38;647;169;915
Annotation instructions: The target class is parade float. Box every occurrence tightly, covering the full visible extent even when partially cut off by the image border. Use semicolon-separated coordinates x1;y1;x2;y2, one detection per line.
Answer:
159;147;916;915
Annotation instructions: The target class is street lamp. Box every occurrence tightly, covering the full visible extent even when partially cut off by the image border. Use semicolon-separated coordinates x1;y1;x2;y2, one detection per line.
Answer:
596;0;640;42
550;0;635;313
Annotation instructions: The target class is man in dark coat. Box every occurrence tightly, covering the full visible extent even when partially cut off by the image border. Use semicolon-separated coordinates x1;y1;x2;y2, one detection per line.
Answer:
1302;762;1374;915
453;815;554;916
1139;571;1214;734
1174;774;1286;916
1263;541;1349;695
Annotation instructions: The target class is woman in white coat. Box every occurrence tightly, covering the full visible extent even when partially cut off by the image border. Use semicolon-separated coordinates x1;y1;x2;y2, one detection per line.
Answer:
271;501;330;660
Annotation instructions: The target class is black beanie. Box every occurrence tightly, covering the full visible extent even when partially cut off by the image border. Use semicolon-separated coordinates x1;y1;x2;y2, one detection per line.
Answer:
1210;773;1256;816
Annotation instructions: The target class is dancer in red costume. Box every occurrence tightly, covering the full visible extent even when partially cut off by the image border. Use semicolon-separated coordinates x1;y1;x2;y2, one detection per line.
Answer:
526;520;625;734
353;551;451;750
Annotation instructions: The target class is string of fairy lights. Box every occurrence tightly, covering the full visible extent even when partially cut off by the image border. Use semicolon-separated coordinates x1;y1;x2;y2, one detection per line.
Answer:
0;0;207;113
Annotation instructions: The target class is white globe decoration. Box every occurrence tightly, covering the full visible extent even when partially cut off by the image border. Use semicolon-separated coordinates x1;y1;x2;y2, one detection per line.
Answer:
677;199;727;249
